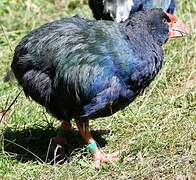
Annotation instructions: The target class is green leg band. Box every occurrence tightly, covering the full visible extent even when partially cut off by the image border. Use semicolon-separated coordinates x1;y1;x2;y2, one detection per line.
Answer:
86;140;98;153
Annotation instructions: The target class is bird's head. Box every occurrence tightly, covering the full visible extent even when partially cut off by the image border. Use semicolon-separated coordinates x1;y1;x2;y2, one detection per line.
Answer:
146;8;189;45
125;8;189;45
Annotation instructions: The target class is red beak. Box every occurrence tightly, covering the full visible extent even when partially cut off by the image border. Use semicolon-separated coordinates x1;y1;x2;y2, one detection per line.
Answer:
165;13;189;38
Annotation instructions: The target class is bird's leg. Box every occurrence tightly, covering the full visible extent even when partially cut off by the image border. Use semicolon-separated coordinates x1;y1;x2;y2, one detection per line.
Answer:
61;121;72;131
76;120;118;169
52;121;72;146
50;121;72;164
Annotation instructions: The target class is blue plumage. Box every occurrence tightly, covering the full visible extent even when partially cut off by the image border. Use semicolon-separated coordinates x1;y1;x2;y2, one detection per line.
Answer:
11;9;169;122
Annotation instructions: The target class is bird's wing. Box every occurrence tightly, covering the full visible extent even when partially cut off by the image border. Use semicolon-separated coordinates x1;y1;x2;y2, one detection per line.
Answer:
45;18;135;117
81;75;133;118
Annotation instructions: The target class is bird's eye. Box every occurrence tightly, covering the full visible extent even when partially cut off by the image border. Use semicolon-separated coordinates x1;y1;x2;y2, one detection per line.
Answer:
162;18;167;23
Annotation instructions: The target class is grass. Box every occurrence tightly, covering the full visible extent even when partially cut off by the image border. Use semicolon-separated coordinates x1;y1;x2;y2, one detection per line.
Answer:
0;0;195;179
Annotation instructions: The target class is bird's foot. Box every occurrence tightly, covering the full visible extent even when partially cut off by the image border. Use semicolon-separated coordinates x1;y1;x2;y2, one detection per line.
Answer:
75;120;119;168
92;150;119;169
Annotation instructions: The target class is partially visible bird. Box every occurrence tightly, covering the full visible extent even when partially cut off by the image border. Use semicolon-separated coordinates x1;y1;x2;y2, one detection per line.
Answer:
11;9;187;168
3;0;176;83
89;0;176;22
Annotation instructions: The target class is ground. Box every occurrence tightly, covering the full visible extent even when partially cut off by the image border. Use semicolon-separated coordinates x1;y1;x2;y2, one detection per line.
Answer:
0;0;196;179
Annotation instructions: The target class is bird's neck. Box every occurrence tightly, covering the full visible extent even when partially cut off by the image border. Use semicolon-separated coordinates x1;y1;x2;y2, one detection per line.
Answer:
118;21;164;89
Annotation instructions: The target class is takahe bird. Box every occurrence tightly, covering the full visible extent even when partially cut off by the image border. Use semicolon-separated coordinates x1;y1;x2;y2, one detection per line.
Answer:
11;9;187;168
89;0;176;22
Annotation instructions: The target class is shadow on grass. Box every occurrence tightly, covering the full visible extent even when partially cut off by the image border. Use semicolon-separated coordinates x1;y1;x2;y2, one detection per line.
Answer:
3;126;109;164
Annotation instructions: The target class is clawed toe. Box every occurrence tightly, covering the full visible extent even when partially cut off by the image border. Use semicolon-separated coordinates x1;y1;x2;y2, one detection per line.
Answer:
93;150;119;169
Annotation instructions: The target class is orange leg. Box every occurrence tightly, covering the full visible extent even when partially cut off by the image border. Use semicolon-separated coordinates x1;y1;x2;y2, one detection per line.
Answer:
52;121;72;146
76;120;118;169
61;121;72;131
